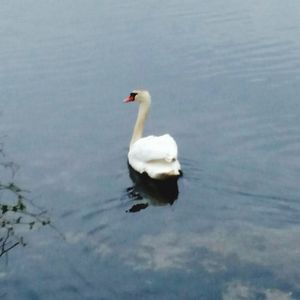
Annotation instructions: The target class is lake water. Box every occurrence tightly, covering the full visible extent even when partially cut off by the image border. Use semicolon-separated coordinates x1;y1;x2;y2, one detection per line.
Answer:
1;1;300;299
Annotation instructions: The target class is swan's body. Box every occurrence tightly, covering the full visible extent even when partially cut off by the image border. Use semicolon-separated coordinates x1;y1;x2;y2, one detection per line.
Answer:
124;90;181;180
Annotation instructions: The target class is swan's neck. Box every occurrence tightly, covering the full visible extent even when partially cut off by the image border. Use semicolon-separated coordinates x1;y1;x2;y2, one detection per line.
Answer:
130;100;151;147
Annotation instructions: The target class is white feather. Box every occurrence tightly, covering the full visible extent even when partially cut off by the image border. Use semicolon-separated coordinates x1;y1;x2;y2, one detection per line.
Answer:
128;134;181;179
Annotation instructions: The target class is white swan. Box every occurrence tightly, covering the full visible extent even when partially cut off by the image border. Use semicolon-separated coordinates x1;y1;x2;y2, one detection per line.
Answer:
124;90;181;180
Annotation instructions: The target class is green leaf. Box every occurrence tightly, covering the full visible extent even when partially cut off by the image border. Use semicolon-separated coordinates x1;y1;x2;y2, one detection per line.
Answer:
1;205;8;214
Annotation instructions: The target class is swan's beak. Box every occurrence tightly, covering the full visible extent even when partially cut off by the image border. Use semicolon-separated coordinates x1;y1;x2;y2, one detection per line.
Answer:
123;95;135;103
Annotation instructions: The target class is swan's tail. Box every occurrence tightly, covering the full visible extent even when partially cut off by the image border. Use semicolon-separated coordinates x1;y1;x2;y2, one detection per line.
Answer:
145;159;181;180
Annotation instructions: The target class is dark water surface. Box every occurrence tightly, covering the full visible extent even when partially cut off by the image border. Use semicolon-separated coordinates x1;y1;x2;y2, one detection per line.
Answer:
1;1;300;299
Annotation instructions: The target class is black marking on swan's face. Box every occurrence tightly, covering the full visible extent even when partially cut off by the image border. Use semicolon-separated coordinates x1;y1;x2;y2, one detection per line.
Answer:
130;92;138;100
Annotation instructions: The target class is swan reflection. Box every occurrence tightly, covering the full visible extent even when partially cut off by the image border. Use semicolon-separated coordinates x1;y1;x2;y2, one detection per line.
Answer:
125;164;180;213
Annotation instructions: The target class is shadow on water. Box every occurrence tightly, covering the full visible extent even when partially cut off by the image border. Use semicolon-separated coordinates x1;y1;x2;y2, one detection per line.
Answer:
0;140;51;259
124;163;180;213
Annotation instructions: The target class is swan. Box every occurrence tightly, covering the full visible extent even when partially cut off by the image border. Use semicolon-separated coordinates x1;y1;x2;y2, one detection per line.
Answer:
123;89;181;180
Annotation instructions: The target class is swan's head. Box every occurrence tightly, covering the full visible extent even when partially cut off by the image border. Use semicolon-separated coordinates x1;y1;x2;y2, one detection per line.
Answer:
123;90;151;104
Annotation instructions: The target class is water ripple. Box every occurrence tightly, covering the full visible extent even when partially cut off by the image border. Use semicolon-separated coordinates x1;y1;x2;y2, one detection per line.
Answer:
171;4;300;82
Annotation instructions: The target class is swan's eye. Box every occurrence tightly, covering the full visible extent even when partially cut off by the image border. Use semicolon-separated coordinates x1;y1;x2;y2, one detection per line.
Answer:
130;92;138;99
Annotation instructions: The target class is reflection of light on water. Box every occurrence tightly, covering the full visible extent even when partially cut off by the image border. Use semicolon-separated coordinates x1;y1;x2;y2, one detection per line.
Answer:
124;164;180;213
117;224;300;294
61;222;300;298
223;281;294;300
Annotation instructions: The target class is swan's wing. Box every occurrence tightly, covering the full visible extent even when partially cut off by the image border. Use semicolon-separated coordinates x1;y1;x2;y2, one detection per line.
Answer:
128;134;178;163
128;134;181;179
